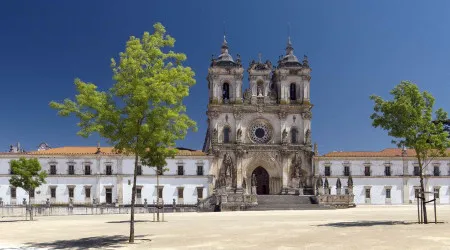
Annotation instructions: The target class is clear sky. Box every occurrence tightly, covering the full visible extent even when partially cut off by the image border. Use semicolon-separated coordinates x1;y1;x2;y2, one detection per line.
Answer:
1;1;449;154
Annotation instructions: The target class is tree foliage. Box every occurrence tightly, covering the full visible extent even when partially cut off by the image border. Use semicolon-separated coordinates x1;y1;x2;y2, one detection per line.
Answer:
50;22;196;241
370;81;450;223
9;157;47;221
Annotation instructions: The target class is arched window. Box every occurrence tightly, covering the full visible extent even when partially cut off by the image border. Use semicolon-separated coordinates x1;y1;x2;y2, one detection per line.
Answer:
222;83;230;101
223;127;231;143
291;128;298;144
290;83;296;101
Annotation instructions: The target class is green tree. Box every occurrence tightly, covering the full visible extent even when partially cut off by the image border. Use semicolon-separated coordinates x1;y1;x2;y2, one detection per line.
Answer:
9;157;47;221
50;23;196;242
370;81;450;224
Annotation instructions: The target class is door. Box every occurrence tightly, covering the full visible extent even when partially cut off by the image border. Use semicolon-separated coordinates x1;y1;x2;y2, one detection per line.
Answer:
105;188;112;204
252;167;270;195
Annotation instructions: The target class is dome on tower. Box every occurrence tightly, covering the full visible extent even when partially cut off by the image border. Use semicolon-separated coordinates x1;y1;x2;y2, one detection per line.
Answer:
211;36;240;67
277;37;302;68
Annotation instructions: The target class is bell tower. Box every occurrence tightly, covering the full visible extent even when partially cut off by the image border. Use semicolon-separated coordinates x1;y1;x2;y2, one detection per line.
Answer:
207;37;244;105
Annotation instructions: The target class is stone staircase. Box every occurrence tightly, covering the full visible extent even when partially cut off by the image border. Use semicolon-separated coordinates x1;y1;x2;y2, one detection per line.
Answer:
247;195;332;211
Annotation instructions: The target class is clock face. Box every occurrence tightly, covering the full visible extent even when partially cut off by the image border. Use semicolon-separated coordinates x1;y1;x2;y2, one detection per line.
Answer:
249;121;272;144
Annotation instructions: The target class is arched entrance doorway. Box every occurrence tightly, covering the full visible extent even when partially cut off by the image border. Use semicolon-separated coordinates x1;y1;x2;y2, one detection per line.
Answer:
252;167;270;195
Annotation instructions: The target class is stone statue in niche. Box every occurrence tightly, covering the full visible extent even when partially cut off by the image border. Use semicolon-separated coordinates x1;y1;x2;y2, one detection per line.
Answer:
291;152;302;179
257;83;263;96
251;173;257;186
222;152;235;188
305;129;311;145
282;129;288;144
236;128;242;142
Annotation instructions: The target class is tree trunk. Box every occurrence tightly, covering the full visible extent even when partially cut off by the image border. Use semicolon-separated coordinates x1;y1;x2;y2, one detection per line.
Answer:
157;170;160;222
129;153;139;243
419;173;428;224
29;192;33;221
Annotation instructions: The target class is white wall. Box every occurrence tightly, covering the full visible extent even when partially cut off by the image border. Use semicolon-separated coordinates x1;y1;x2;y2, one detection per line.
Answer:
0;154;211;205
317;158;450;205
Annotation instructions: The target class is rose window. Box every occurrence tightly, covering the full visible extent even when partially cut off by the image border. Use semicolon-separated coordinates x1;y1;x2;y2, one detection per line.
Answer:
249;121;272;144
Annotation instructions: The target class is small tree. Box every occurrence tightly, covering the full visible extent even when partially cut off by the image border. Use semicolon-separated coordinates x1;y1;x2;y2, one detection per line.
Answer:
9;157;47;221
50;23;196;242
370;81;450;224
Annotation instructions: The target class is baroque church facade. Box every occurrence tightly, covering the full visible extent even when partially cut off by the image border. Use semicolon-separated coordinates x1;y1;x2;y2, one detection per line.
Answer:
203;37;314;196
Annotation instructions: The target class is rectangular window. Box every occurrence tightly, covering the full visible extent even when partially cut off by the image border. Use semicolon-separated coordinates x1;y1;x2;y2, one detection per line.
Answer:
68;187;74;198
344;166;350;176
197;165;204;176
386;188;391;199
68;165;75;175
136;188;142;199
50;187;56;198
197;187;204;199
85;187;91;198
178;187;184;199
414;189;420;198
345;188;349;195
324;166;331;176
11;187;16;199
137;165;142;175
84;165;91;175
50;165;57;175
10;168;14;175
385;166;391;176
29;188;35;198
434;188;440;199
414;166;420;176
433;166;440;176
365;188;371;199
106;165;112;175
364;166;371;176
177;165;184;175
158;187;163;199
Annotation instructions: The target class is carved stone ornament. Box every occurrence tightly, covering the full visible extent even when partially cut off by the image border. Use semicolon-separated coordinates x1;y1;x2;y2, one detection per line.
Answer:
243;88;252;102
302;111;312;120
212;128;218;143
209;111;220;119
233;110;242;120
257;105;264;114
305;129;312;145
278;111;287;120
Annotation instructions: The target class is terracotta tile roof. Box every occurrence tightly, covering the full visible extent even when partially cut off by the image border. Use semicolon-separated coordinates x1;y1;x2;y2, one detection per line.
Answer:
27;146;206;156
322;148;450;158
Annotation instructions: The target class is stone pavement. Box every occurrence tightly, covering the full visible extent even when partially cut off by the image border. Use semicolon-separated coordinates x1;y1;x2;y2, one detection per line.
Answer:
1;205;450;249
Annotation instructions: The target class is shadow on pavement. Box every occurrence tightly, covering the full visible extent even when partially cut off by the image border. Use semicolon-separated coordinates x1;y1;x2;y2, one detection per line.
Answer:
25;234;151;249
0;219;30;223
106;220;152;223
317;220;414;227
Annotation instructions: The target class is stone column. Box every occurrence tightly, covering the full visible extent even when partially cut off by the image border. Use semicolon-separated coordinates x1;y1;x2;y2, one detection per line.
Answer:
302;75;311;102
235;149;244;193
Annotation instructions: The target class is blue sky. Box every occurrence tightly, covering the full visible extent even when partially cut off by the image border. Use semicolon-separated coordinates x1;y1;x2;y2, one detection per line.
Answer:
1;1;449;154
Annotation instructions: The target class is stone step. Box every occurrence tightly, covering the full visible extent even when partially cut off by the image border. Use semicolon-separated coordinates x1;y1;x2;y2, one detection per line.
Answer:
245;195;329;211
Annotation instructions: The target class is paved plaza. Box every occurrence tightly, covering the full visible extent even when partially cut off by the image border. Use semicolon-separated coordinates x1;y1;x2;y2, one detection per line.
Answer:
1;206;450;249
